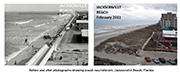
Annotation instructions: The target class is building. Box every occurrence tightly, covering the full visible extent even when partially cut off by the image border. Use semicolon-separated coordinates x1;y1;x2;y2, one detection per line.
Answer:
74;20;88;43
154;30;177;52
75;20;88;30
81;29;88;43
160;12;177;29
162;30;177;38
74;11;88;43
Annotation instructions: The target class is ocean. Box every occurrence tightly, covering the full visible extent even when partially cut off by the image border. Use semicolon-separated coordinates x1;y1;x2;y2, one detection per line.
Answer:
94;22;154;34
5;12;72;57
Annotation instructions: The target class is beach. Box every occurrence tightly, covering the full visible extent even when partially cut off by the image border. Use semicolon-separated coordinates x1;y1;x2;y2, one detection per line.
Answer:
5;12;72;65
46;16;88;65
94;23;175;65
94;23;153;46
95;23;161;53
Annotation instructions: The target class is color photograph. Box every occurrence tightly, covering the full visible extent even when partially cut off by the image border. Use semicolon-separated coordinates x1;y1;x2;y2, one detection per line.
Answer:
94;3;177;65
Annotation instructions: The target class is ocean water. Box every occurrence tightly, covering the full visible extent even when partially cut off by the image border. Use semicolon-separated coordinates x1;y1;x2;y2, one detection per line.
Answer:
94;22;153;34
5;12;72;57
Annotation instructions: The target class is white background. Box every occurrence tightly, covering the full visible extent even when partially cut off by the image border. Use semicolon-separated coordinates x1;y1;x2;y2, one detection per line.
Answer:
0;0;180;75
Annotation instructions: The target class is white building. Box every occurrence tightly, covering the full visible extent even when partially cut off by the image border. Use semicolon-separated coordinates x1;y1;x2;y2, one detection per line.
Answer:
162;30;177;38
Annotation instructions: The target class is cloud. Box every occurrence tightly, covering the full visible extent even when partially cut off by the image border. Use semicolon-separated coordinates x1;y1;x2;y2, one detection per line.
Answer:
142;4;177;12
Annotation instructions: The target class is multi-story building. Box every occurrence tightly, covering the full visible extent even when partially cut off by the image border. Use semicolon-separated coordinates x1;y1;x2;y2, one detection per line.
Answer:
160;12;177;29
74;11;88;43
75;20;88;43
75;20;88;30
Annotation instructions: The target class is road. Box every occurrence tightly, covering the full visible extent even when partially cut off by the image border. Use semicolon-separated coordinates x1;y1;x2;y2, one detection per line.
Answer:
95;50;177;65
45;14;88;65
39;13;77;65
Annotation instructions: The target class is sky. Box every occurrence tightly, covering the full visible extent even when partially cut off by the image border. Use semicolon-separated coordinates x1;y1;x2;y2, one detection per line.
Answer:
5;4;88;12
94;3;177;23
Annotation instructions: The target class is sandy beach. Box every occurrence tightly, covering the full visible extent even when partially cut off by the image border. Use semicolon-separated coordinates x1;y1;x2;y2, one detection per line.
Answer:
94;24;176;65
94;24;153;47
5;14;72;65
94;24;153;65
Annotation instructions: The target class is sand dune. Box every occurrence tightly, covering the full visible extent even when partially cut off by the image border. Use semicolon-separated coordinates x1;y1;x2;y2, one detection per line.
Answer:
94;24;152;46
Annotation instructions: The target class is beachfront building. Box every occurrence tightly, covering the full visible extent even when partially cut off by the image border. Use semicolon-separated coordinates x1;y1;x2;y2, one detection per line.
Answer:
160;12;177;29
76;11;88;20
162;30;177;38
75;20;88;43
75;20;88;30
74;10;88;31
74;11;88;43
156;12;177;52
153;31;177;52
81;29;88;43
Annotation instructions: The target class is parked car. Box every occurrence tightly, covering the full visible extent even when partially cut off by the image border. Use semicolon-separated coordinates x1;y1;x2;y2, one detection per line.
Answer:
43;33;51;39
159;58;166;63
65;26;70;31
152;58;160;64
145;57;151;62
167;59;176;65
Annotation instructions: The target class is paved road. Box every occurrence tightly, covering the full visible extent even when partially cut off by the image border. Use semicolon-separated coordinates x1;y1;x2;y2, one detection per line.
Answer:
45;14;88;65
138;50;177;65
95;50;177;65
42;14;80;65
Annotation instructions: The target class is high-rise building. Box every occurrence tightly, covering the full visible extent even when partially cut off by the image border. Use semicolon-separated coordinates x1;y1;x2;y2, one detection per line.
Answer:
160;12;177;29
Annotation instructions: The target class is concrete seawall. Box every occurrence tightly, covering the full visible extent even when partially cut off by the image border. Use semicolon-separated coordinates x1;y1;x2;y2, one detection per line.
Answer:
25;44;49;65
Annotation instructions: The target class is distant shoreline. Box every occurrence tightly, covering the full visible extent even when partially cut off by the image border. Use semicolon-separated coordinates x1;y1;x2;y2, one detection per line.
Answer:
5;11;59;15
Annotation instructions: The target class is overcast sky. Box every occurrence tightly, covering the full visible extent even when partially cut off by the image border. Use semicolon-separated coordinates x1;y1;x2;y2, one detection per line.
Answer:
94;3;177;23
5;4;88;12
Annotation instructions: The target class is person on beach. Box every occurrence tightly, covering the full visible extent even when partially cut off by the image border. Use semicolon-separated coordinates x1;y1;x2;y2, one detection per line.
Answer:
25;35;28;43
25;38;28;43
24;38;29;46
59;56;62;60
24;35;30;45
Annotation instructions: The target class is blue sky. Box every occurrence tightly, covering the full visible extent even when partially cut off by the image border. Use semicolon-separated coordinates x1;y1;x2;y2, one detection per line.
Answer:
94;4;177;23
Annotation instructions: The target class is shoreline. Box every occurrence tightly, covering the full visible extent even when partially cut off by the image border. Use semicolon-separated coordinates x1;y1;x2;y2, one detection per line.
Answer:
5;26;57;62
5;14;58;57
5;25;61;65
5;14;73;65
94;24;154;47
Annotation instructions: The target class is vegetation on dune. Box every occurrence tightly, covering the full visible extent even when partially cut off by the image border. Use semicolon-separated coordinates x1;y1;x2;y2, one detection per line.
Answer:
95;24;161;54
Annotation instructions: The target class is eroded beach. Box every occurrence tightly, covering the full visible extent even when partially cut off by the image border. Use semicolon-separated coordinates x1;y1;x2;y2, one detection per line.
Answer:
5;12;72;65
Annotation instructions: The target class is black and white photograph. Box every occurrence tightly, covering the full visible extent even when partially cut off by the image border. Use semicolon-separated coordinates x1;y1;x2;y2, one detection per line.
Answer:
5;4;88;65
